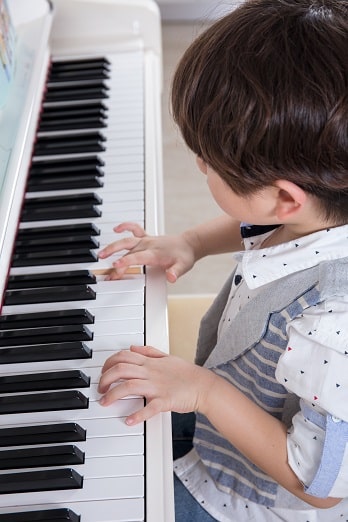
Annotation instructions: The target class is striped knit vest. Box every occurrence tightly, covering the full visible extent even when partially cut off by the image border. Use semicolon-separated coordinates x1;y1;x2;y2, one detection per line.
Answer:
193;257;348;508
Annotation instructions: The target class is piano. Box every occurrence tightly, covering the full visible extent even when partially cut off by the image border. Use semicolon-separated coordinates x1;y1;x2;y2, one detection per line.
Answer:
0;0;174;520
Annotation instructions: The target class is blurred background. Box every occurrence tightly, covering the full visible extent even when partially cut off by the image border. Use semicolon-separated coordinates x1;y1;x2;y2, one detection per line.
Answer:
156;1;239;296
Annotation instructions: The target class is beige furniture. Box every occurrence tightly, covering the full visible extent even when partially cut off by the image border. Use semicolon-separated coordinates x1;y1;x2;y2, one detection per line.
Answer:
168;294;215;361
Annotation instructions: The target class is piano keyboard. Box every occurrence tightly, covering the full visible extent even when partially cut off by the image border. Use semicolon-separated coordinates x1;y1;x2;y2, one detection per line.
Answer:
0;50;153;521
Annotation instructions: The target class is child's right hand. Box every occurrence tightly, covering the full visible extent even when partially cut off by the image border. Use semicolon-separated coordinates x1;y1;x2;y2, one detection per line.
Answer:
98;221;197;283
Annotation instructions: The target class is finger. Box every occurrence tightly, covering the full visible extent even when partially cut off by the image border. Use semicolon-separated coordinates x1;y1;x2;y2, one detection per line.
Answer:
111;248;166;272
98;360;148;394
99;377;150;405
126;398;164;425
103;261;142;280
100;349;145;374
114;222;146;238
103;268;124;281
165;269;178;283
130;345;167;359
98;236;141;259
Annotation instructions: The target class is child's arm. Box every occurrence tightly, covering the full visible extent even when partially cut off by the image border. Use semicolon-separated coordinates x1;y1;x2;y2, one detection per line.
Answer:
98;215;242;282
98;345;342;509
195;366;342;509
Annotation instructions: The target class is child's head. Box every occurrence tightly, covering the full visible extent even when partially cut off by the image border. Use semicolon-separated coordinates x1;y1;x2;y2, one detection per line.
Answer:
171;0;348;224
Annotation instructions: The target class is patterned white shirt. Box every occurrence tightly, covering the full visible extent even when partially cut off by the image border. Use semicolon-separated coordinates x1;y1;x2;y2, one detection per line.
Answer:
174;224;348;521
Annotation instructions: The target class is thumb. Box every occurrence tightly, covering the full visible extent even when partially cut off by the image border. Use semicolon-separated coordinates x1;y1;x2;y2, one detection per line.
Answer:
166;260;189;283
166;269;178;283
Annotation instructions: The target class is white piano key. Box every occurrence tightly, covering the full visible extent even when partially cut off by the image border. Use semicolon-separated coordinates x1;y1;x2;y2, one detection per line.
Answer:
0;498;144;522
87;317;143;336
22;199;144;214
102;161;144;173
8;250;142;272
33;148;144;165
5;271;144;289
15;222;136;252
0;366;97;383
0;430;144;456
0;350;131;375
16;208;145;231
0;333;143;364
26;180;145;198
0;396;144;425
25;180;144;197
30;152;144;170
0;454;144;479
2;293;144;317
81;333;144;351
0;383;101;401
0;475;144;507
25;189;144;203
0;301;144;321
1;415;143;439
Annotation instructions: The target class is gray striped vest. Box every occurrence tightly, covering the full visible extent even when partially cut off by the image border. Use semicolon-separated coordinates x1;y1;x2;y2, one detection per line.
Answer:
193;257;348;508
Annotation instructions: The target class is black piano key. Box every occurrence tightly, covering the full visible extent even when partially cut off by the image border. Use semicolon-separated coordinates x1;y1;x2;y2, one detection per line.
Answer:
0;508;80;522
0;444;85;469
0;468;83;494
39;116;106;132
50;57;110;71
49;64;110;81
0;341;92;364
0;369;90;393
39;111;107;132
24;192;103;207
4;285;96;305
21;205;102;222
33;131;106;155
29;156;104;176
0;422;86;447
21;192;102;221
16;223;100;240
40;102;107;120
27;173;104;191
29;167;104;180
49;66;110;81
0;390;89;415
7;270;97;289
44;84;109;102
45;79;109;91
12;248;98;266
0;309;94;328
14;235;100;253
0;324;93;346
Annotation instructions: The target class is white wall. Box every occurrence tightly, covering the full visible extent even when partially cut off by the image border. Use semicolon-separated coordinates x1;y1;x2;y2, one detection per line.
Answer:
156;1;240;20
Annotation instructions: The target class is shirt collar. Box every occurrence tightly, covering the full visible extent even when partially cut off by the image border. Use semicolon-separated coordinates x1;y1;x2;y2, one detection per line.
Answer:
233;224;348;289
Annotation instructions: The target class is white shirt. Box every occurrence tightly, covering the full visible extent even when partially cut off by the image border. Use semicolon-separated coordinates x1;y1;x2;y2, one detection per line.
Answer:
174;224;348;521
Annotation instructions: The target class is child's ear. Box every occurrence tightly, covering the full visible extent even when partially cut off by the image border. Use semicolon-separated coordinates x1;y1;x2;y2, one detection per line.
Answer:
273;180;308;220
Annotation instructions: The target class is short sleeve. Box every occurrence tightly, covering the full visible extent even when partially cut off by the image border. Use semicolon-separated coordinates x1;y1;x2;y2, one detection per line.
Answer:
275;295;348;497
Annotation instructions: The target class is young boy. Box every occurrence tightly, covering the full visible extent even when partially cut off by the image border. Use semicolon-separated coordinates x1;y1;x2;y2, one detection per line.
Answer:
98;0;348;520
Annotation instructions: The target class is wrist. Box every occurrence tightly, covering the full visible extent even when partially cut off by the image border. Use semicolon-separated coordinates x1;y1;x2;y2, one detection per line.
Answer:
181;228;206;262
194;367;221;415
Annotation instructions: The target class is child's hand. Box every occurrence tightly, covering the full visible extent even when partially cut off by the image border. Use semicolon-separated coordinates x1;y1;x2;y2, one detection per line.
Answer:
98;345;215;425
98;222;197;283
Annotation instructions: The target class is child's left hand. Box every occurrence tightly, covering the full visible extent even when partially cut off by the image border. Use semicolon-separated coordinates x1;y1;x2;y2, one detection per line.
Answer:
98;345;214;425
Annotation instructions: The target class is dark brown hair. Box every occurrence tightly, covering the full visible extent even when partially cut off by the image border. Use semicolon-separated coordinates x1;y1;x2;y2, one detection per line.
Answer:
171;0;348;224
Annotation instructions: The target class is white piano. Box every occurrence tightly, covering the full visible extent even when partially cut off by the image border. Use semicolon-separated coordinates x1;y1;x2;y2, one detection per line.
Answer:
0;0;174;520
